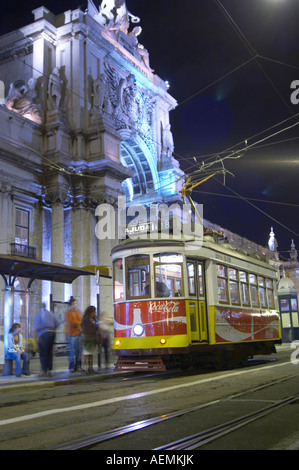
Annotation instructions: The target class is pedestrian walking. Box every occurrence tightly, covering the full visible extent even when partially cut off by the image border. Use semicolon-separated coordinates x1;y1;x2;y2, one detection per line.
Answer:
81;305;99;374
65;298;82;372
33;303;60;377
6;323;30;377
98;313;113;369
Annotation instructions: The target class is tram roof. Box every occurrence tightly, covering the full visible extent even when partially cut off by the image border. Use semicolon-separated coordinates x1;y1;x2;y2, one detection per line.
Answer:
111;234;276;271
0;254;110;287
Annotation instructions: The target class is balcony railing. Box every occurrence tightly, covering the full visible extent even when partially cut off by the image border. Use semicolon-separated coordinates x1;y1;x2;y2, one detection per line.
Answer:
10;243;37;259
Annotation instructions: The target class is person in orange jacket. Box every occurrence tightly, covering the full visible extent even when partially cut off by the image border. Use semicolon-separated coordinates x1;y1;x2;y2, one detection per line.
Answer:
65;298;83;372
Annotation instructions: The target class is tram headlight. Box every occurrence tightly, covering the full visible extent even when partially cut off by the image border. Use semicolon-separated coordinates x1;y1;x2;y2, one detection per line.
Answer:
115;340;121;347
160;338;167;345
133;323;144;336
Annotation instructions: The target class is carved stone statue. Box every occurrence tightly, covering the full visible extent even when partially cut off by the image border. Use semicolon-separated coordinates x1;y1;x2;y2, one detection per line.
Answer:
92;74;107;114
290;239;298;261
268;227;279;261
162;123;174;158
5;78;42;124
94;0;140;34
47;67;63;111
128;26;153;70
268;227;277;252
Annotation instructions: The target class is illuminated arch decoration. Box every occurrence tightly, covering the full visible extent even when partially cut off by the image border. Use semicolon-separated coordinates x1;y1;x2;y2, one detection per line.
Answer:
120;135;160;203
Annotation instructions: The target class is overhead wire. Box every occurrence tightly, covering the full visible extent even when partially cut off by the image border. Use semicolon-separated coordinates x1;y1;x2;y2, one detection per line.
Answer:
213;176;299;239
7;15;298;186
193;190;299;209
188;0;299;244
214;0;299;121
183;111;299;163
11;20;296;179
1;6;299;249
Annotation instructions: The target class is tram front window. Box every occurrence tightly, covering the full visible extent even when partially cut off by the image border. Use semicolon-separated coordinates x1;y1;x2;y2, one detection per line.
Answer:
126;255;150;299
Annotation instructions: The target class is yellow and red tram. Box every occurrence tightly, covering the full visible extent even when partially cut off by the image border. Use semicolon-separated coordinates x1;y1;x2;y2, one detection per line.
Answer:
112;233;281;371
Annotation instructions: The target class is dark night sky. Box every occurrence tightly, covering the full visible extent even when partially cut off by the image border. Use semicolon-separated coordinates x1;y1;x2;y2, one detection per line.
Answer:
1;0;299;255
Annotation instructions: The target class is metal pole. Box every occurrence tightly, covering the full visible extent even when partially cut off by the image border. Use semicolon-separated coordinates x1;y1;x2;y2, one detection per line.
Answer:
25;290;30;351
3;287;14;375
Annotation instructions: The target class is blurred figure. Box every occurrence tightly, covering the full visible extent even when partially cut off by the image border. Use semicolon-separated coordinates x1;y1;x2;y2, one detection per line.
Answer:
6;323;30;377
34;303;59;377
98;313;113;369
65;298;82;372
81;306;99;374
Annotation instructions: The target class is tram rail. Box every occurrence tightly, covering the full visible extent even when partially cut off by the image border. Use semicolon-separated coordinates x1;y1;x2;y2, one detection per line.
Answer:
48;373;299;450
154;393;299;450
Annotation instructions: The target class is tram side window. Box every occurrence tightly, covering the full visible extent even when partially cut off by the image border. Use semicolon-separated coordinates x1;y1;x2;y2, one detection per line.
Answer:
113;259;124;302
187;262;196;295
187;261;204;297
239;271;250;305
154;253;184;297
258;276;267;307
198;263;204;296
217;265;229;303
126;255;150;299
228;268;240;305
266;279;275;308
249;274;259;307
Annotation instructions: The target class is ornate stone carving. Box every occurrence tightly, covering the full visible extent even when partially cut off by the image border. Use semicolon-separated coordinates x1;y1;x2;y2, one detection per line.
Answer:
102;61;155;139
5;78;42;124
104;61;137;130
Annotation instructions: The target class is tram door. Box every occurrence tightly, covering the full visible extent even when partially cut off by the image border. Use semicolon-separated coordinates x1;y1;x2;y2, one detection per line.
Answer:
187;260;208;342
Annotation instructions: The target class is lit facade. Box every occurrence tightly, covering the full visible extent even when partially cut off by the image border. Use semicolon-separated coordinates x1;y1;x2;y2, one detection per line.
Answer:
0;1;184;351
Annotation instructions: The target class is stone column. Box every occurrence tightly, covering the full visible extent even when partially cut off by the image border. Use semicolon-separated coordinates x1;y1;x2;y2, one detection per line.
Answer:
82;209;94;309
51;202;65;301
71;206;84;310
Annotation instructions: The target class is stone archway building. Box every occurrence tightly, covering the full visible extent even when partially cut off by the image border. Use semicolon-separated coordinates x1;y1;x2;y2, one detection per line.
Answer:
0;2;184;321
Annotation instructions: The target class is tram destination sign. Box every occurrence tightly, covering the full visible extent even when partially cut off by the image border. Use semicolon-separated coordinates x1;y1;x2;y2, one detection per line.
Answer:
125;218;174;237
95;197;203;250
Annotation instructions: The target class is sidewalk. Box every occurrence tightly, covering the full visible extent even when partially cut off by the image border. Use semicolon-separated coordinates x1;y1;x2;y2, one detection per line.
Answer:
0;353;122;389
276;343;292;350
0;343;292;390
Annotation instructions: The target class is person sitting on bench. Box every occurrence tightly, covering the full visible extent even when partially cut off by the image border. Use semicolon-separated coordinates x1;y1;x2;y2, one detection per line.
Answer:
6;323;30;377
